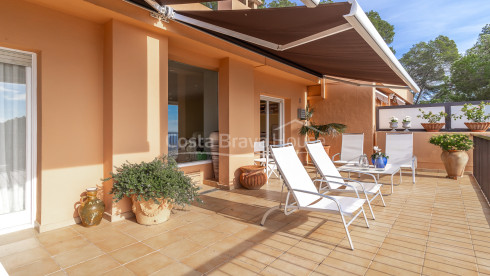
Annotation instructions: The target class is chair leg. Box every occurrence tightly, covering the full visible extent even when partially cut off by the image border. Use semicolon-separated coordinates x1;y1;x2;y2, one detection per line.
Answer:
412;168;416;184
261;206;280;226
361;206;370;228
379;191;386;207
340;213;355;250
365;195;376;220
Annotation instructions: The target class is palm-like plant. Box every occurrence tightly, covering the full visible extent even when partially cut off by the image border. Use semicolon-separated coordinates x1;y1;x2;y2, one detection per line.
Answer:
299;104;346;140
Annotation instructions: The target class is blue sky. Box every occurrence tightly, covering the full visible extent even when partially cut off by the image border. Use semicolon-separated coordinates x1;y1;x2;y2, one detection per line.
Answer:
291;0;490;58
0;82;26;123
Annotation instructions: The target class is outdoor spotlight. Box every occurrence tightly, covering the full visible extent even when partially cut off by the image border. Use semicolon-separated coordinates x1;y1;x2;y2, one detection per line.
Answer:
300;0;320;8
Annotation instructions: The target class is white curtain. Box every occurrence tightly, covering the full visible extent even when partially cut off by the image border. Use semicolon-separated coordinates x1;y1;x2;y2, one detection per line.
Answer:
0;62;27;215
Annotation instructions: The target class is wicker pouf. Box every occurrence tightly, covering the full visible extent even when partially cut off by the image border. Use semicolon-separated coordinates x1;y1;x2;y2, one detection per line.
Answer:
239;165;267;190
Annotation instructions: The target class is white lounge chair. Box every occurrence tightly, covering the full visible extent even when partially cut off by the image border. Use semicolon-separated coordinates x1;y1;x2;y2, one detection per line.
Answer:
254;141;279;181
260;143;369;250
386;133;417;183
332;133;364;165
306;140;385;220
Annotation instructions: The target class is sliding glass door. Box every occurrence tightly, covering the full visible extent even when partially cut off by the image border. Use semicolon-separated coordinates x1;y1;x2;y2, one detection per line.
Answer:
260;96;284;149
0;47;36;233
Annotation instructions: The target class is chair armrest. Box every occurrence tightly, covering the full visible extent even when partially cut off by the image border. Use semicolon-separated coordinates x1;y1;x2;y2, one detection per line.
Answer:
291;188;343;212
313;178;361;198
332;153;340;161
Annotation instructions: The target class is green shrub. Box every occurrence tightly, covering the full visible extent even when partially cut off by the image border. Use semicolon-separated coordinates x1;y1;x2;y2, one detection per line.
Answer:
104;156;201;206
429;134;473;151
452;101;490;123
417;109;448;123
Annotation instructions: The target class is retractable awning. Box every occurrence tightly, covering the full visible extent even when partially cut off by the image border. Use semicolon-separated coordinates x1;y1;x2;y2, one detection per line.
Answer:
134;0;420;92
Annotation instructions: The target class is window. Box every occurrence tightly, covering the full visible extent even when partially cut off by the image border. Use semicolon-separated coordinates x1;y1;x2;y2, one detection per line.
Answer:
168;60;218;163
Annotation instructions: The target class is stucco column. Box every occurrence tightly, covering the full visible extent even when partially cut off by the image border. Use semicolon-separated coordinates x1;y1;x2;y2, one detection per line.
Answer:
218;58;255;189
103;20;169;221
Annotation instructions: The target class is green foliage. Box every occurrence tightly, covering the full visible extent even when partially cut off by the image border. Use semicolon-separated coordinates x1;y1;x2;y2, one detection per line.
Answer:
400;35;460;103
371;152;388;160
429;134;473;151
105;156;201;207
452;101;490;122
417;108;448;123
366;11;396;54
201;1;217;10
298;104;346;140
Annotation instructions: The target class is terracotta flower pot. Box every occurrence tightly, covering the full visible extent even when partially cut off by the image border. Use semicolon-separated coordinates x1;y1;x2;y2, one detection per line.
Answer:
239;165;267;190
421;123;445;132
440;150;469;180
464;122;490;132
131;195;173;225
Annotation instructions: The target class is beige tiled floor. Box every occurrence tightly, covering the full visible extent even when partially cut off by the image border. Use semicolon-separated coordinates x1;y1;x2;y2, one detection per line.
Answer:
1;168;489;275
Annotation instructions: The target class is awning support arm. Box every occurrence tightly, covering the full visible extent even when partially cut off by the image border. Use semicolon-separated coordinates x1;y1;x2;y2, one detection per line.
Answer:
323;75;411;90
144;0;352;51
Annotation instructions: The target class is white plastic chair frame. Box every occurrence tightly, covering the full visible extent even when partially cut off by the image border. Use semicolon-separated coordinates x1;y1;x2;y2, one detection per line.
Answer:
386;133;417;183
260;143;369;250
306;140;386;220
332;133;364;164
253;141;279;181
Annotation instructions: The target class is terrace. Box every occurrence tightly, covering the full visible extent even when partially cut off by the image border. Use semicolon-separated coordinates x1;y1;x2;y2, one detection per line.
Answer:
1;169;489;276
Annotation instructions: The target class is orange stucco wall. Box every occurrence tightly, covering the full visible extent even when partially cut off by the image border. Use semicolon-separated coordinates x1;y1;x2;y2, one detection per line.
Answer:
376;132;490;172
309;83;376;159
0;0;104;231
0;0;319;232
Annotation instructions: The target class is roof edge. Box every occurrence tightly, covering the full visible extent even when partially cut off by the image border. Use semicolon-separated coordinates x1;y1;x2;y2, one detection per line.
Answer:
344;0;420;93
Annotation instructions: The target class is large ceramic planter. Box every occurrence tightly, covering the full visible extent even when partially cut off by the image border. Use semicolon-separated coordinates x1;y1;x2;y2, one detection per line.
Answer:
131;195;172;225
371;157;388;168
464;122;490;132
441;150;469;179
77;188;105;227
389;122;398;132
421;123;445;132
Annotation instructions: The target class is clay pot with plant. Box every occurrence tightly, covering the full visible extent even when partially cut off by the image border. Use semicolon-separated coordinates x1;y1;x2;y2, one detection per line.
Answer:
104;156;201;225
429;134;473;179
299;104;346;158
417;109;448;132
452;101;490;132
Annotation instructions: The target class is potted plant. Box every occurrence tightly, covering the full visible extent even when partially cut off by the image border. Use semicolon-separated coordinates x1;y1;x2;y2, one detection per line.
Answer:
104;156;201;225
389;116;398;131
371;146;388;168
452;101;490;132
402;116;411;132
429;134;473;179
417;109;448;132
299;104;346;157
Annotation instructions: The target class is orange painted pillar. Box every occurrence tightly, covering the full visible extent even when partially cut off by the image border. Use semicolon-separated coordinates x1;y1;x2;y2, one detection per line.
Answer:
218;58;255;189
102;20;169;221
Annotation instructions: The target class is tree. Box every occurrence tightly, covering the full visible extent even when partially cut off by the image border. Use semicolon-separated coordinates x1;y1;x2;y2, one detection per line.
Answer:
366;11;396;54
447;25;490;101
201;2;218;10
400;35;460;103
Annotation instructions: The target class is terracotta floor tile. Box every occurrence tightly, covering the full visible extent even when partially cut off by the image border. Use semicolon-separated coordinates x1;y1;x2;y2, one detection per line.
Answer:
101;266;136;276
186;229;227;246
141;231;185;250
208;235;255;257
0;246;50;271
208;259;261;276
124;252;173;276
53;243;104;268
159;238;203;260
181;247;230;273
92;232;138;253
65;254;120;276
150;262;201;276
0;229;37;247
43;236;91;256
109;242;155;264
8;257;60;276
0;238;40;258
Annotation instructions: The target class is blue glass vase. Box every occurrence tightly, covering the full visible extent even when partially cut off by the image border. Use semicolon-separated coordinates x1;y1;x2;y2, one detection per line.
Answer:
371;157;387;168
